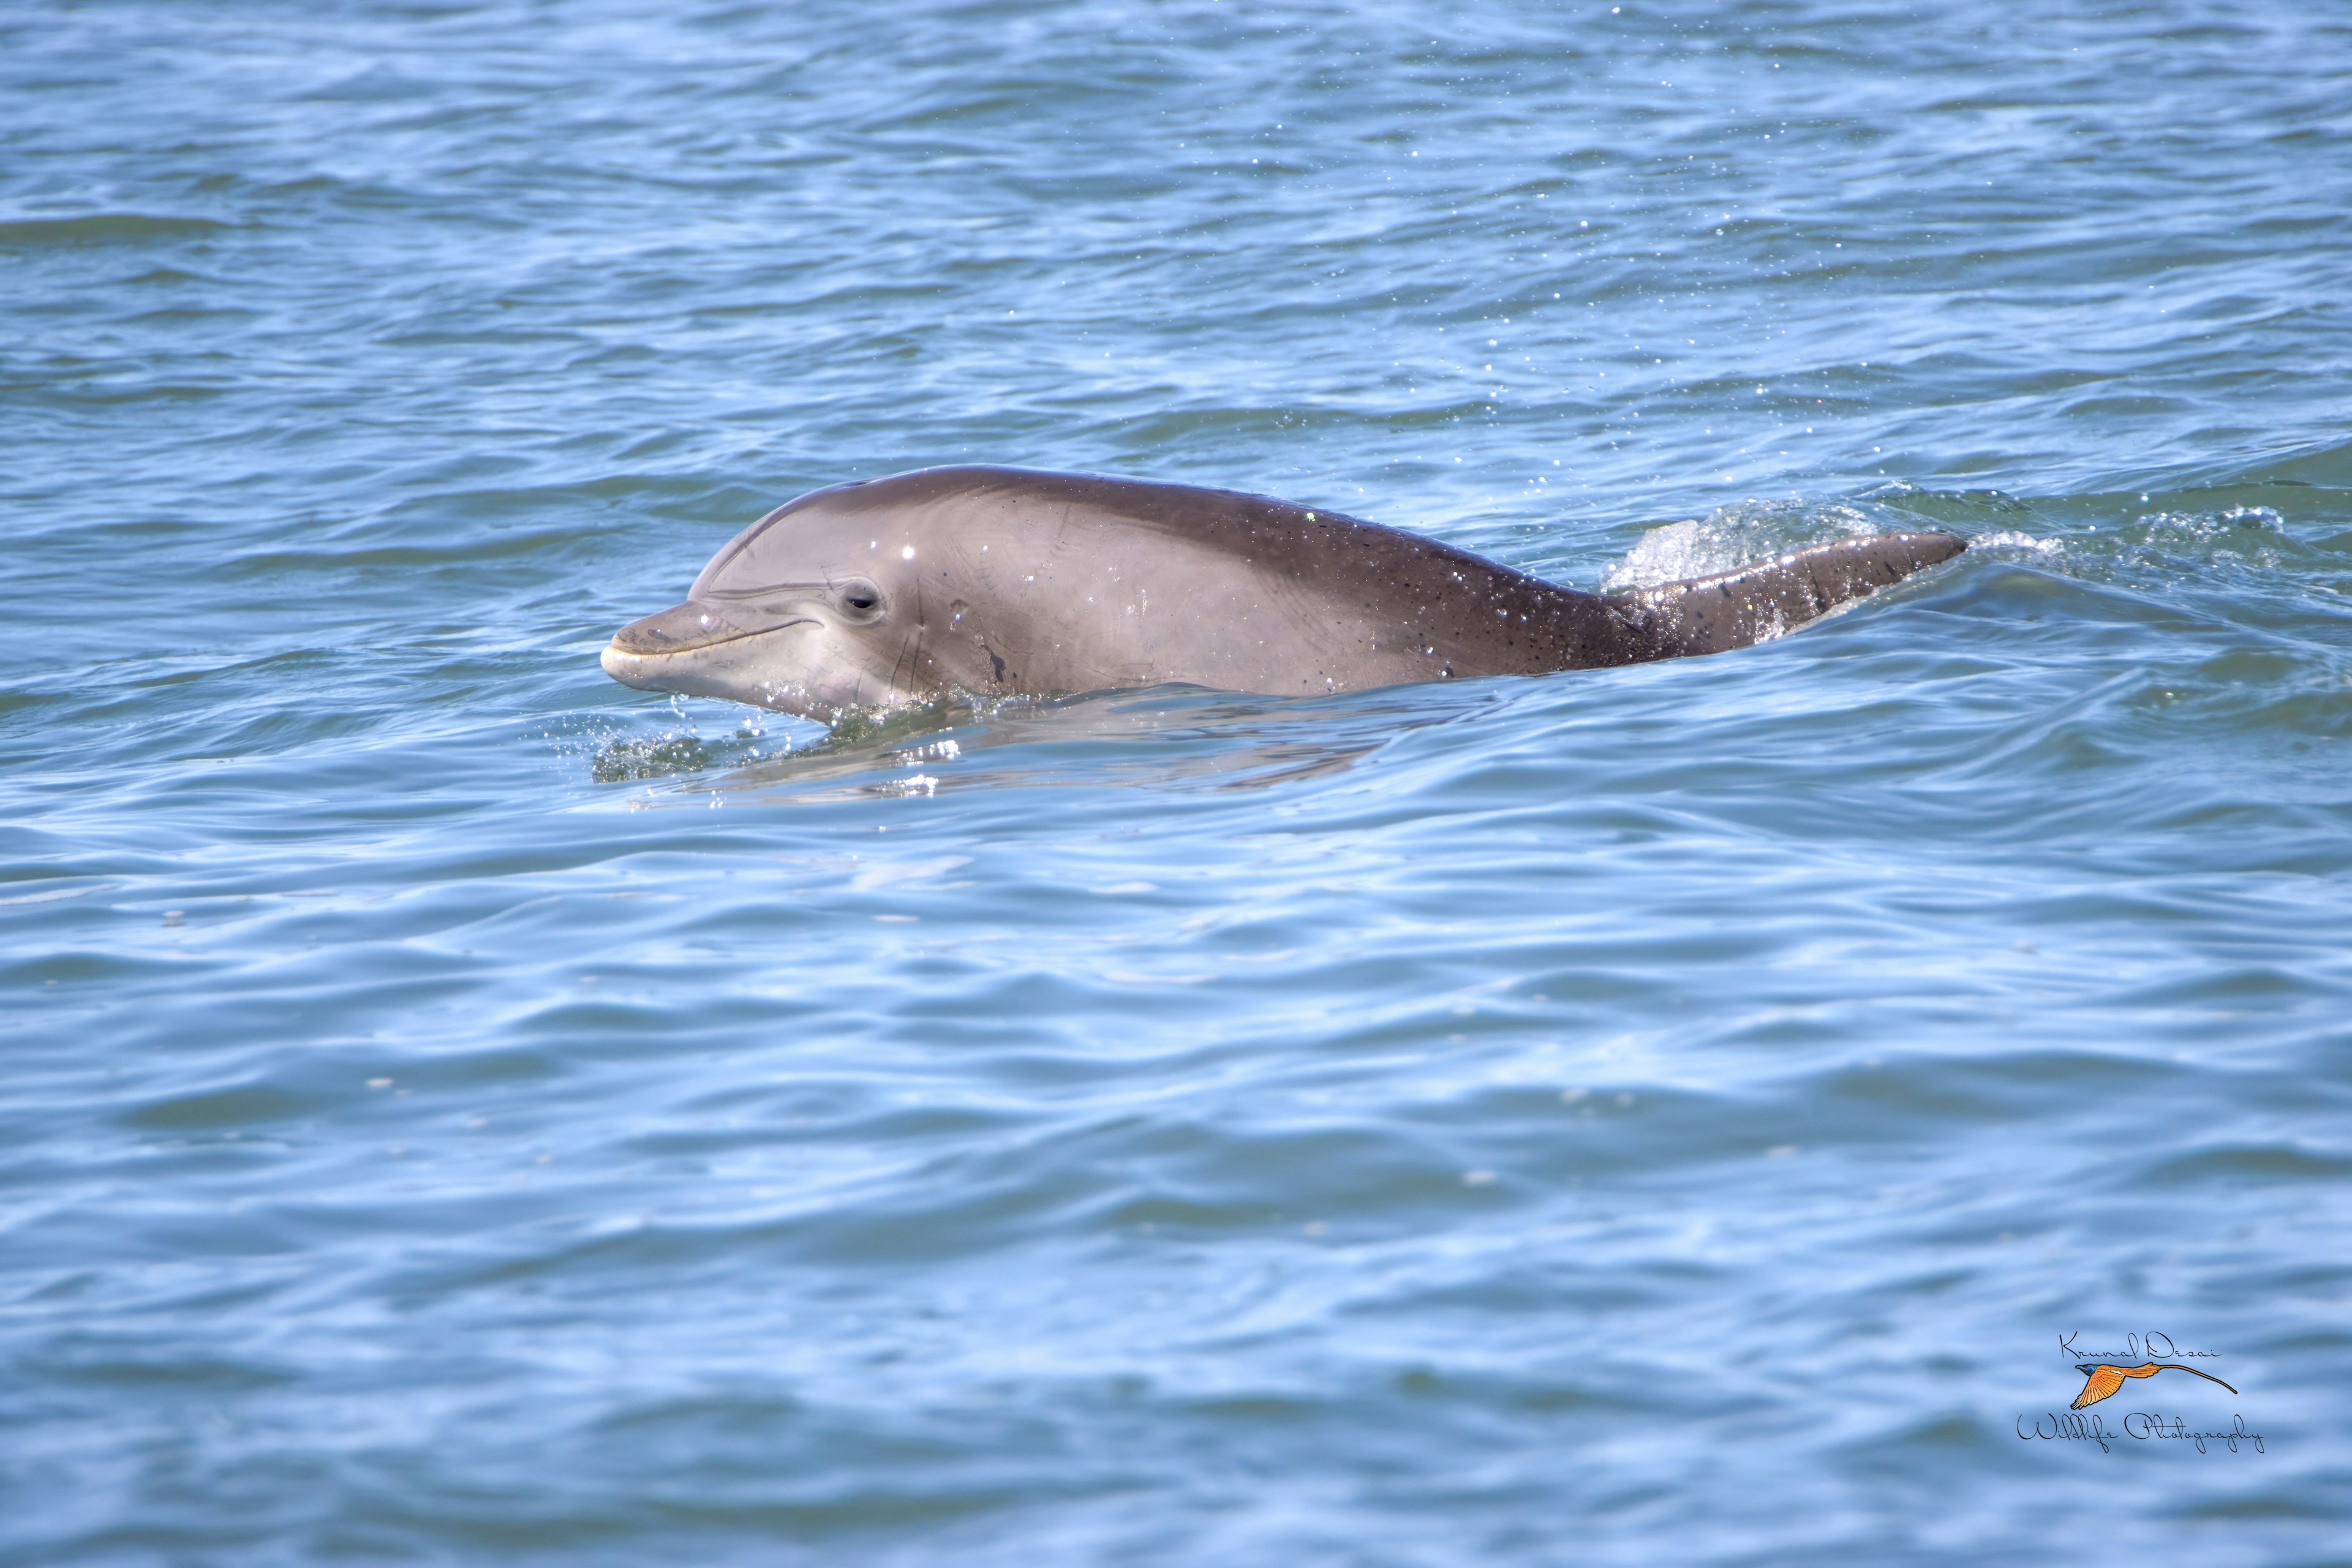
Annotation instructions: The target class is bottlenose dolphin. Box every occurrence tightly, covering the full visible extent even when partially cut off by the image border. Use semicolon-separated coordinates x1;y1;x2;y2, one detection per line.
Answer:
601;466;1964;717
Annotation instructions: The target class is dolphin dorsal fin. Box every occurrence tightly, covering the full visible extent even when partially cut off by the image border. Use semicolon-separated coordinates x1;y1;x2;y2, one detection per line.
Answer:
1609;531;1966;658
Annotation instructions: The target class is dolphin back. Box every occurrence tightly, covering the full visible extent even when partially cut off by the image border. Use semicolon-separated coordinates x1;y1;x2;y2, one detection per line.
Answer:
1608;531;1966;658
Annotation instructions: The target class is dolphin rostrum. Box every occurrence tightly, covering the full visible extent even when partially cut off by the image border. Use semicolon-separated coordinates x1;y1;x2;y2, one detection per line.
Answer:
601;466;1965;718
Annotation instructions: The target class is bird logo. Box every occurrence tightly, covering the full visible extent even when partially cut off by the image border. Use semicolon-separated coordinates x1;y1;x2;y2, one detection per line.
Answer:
2070;1362;2238;1410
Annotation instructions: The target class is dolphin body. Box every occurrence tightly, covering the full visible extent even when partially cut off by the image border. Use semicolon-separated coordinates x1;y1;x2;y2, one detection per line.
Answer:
601;466;1965;718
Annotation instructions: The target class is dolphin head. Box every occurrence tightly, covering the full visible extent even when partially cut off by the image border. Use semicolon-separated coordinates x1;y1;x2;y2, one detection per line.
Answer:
601;479;934;718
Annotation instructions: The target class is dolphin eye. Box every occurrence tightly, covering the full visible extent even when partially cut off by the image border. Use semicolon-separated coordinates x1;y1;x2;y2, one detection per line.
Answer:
834;579;886;620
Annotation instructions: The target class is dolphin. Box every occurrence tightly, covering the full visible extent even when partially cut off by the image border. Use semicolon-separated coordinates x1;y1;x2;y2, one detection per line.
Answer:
601;466;1964;717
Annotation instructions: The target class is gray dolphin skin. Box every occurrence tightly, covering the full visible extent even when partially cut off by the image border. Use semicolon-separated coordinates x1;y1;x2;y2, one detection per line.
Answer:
601;466;1966;717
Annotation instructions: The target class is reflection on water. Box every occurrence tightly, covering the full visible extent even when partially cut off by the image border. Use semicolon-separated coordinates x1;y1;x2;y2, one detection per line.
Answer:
630;684;1443;804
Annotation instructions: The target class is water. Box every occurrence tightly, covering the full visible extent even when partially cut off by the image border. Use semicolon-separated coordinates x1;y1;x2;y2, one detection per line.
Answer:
5;1;2349;1561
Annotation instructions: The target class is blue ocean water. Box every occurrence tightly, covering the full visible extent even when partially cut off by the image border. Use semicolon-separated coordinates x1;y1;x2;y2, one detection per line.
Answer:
4;1;2350;1561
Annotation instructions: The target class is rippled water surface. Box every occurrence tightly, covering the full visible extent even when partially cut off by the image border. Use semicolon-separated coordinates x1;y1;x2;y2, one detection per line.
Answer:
6;2;2351;1561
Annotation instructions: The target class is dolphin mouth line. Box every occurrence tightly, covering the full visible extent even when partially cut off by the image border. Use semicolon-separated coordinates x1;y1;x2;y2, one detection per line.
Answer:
600;615;821;696
606;616;817;658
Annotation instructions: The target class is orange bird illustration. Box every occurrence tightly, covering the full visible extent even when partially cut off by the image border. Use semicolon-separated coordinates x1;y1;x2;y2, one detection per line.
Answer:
2071;1362;2238;1409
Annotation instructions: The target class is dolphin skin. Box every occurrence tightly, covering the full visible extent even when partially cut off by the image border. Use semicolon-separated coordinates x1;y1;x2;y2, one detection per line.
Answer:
601;466;1965;718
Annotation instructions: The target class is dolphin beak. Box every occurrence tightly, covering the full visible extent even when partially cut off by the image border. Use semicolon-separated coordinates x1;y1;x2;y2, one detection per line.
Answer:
600;640;658;688
608;598;810;657
600;598;816;694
